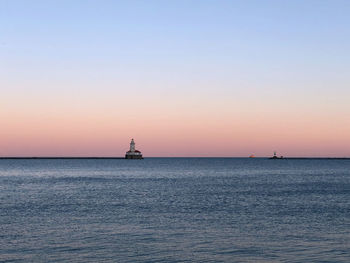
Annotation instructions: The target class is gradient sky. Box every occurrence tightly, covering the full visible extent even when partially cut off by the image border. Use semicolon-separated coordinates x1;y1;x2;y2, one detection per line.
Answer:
1;0;350;157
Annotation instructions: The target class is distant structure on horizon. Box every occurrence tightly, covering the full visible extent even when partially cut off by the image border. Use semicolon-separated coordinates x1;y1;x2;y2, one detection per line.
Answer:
269;151;284;159
125;139;143;159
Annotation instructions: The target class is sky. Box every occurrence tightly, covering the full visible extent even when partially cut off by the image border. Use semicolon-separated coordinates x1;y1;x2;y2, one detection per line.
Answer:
1;0;350;157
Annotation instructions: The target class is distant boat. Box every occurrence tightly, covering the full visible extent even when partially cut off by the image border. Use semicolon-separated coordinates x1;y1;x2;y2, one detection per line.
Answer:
269;151;284;159
249;154;255;158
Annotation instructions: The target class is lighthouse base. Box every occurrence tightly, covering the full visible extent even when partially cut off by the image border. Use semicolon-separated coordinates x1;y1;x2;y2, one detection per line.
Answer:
125;154;143;159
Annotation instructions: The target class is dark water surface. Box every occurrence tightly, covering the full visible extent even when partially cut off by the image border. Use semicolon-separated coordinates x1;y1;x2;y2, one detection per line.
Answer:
0;158;349;262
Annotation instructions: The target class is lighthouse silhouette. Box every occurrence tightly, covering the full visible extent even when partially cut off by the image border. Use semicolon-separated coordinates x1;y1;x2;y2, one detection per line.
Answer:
125;139;143;159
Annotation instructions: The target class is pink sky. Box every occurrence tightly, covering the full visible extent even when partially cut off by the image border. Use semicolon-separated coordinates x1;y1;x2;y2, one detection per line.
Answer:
1;91;349;157
1;1;350;157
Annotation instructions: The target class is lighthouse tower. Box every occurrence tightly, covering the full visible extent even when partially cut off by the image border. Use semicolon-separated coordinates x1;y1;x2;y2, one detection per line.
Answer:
130;139;136;152
125;139;143;159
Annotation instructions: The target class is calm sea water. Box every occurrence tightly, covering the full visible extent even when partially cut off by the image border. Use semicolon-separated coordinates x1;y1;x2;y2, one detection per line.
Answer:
0;158;349;262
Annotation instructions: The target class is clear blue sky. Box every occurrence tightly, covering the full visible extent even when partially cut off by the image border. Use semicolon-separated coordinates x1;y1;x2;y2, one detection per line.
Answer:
1;0;350;156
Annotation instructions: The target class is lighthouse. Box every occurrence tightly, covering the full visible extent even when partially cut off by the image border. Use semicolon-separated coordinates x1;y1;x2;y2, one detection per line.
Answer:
125;139;143;159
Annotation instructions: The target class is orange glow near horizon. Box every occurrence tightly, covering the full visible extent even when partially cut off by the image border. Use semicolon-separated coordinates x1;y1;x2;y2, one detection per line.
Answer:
1;93;349;157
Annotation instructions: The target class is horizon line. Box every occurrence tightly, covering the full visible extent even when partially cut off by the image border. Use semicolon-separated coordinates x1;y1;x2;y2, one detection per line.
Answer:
0;156;350;160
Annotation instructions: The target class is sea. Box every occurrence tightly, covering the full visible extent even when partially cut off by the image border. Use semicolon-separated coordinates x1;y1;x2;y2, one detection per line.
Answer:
0;158;349;262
